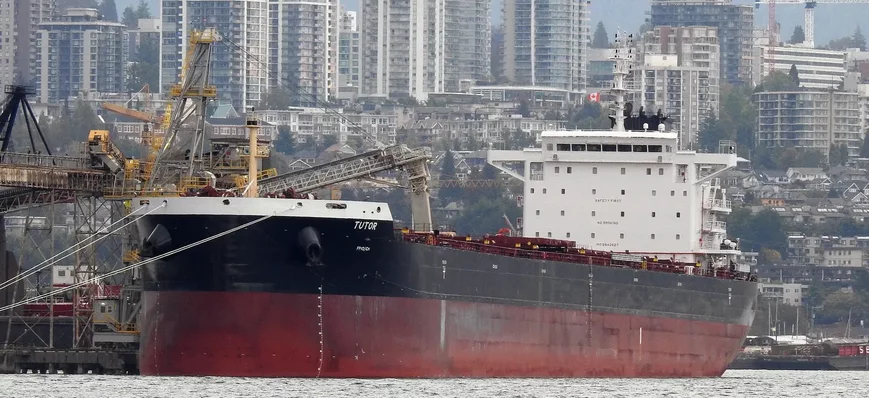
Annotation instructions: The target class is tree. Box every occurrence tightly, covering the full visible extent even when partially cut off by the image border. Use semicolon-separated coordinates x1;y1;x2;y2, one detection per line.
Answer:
319;134;338;152
346;136;364;151
718;84;756;152
438;151;463;206
121;6;137;28
126;36;159;91
789;26;805;44
273;126;296;155
829;143;850;167
517;99;531;118
854;26;867;51
698;114;728;152
99;0;118;21
262;87;293;110
754;71;799;92
788;64;800;88
860;131;869;158
592;22;609;48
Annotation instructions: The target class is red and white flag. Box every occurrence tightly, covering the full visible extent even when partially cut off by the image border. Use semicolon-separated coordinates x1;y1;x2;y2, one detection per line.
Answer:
587;92;600;102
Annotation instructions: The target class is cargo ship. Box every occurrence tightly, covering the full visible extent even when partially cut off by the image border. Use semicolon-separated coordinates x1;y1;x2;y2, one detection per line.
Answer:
133;31;758;377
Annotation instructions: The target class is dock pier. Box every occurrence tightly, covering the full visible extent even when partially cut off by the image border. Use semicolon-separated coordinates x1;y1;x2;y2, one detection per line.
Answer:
0;348;137;375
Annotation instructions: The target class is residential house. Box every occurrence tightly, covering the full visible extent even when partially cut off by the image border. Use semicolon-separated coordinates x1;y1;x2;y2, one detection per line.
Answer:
786;167;827;183
828;166;867;184
722;169;760;189
757;169;789;184
318;144;357;163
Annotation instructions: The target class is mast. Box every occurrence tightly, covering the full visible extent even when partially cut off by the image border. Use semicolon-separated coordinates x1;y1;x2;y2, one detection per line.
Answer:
245;112;259;198
610;30;635;132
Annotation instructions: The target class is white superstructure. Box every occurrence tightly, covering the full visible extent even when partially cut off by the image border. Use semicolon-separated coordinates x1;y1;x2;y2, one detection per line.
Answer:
488;31;743;267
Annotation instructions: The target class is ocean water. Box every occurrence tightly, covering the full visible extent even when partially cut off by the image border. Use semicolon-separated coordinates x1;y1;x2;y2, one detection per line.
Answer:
0;370;861;398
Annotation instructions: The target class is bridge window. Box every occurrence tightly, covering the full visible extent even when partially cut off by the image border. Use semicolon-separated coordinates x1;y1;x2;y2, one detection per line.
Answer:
561;189;565;194
592;189;597;194
561;210;565;216
621;189;625;195
592;211;596;216
652;190;656;196
649;145;663;153
646;168;651;175
543;188;547;194
633;145;648;152
536;210;540;215
683;191;687;196
602;144;617;152
587;144;601;151
676;212;681;218
556;144;570;151
617;144;632;152
548;232;552;237
571;144;586;151
536;232;540;237
670;190;675;196
621;211;625;217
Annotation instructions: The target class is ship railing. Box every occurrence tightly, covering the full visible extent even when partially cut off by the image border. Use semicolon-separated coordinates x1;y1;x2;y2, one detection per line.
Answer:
704;199;732;210
400;232;756;280
703;221;727;231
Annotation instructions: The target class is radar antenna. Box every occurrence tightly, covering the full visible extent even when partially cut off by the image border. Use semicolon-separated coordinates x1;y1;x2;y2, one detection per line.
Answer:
609;30;634;133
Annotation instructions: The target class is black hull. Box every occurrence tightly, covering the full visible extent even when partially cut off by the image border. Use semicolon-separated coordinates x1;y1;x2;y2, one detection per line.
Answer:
137;213;757;326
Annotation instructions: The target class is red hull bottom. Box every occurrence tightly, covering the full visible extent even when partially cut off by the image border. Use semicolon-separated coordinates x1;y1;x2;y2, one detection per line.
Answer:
138;292;747;377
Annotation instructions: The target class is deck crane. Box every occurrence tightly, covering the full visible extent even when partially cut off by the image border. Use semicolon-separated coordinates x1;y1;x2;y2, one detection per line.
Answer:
755;0;869;48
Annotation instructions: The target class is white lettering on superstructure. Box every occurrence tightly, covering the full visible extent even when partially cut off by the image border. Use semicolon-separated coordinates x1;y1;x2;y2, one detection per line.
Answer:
354;221;378;230
356;246;371;252
594;198;622;203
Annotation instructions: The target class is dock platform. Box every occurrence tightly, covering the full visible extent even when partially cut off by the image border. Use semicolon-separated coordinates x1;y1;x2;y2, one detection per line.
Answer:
0;348;138;375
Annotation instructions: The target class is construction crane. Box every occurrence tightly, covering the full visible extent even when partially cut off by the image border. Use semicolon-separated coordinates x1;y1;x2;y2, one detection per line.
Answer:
755;0;869;48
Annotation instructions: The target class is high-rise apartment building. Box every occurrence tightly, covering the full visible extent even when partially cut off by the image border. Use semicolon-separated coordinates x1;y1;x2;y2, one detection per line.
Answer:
633;55;715;149
502;0;590;94
753;46;846;89
359;0;445;101
161;0;269;110
340;9;356;32
0;0;55;87
33;8;128;103
268;0;339;107
338;9;360;91
444;0;490;92
640;26;720;123
650;0;753;85
755;91;861;158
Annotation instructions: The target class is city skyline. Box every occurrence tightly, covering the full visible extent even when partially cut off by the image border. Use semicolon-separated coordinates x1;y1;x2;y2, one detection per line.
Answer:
121;0;869;46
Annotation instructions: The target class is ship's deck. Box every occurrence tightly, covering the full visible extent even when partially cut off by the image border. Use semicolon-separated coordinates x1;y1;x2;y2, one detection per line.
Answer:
399;230;754;282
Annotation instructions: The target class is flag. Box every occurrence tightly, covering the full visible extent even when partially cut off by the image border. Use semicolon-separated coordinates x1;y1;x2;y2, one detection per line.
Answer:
587;92;600;102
